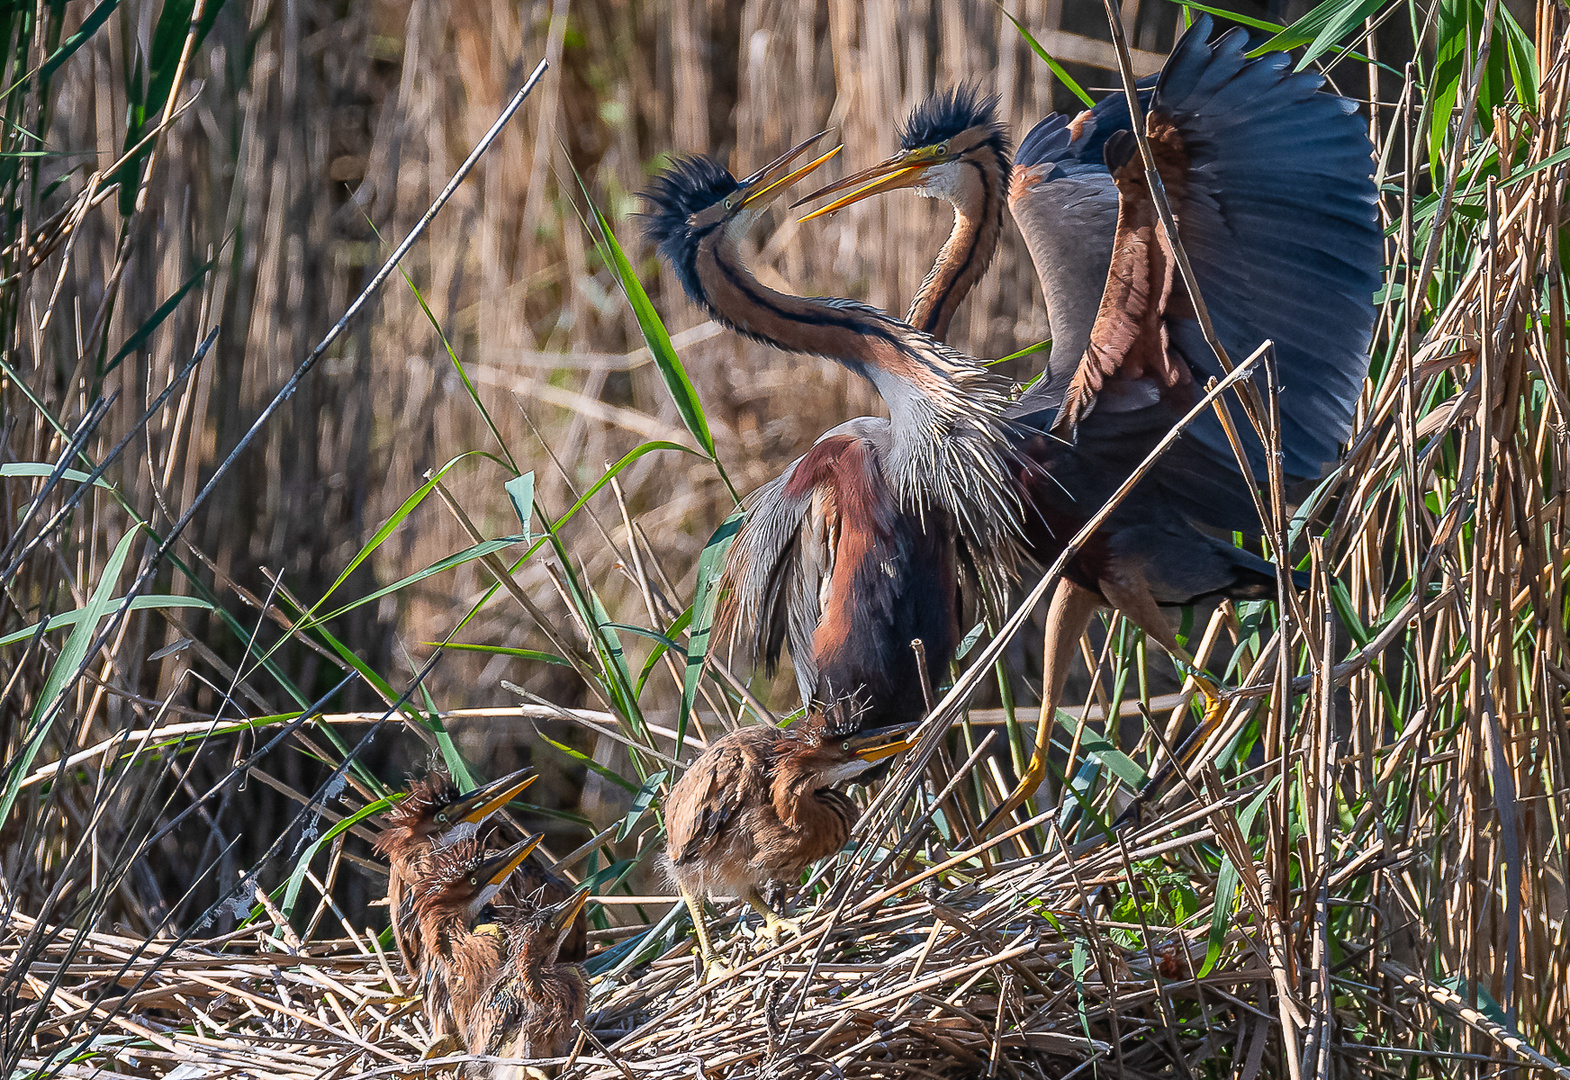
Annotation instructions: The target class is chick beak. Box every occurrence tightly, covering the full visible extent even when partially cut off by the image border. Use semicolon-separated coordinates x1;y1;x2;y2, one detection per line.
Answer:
738;131;843;209
794;146;945;222
547;886;592;940
842;721;919;763
446;768;538;828
475;833;544;893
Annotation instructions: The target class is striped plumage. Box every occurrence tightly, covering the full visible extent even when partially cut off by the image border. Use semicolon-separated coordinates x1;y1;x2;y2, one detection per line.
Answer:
660;709;914;974
794;15;1379;821
642;112;1019;733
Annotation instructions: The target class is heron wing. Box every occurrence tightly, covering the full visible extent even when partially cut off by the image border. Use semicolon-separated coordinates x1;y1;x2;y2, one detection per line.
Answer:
718;457;828;708
666;727;777;866
1007;86;1156;424
1062;15;1378;491
1150;16;1380;481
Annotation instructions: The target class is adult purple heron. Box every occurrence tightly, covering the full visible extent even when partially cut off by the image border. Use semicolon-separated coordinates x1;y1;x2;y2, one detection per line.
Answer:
796;15;1380;822
641;130;1022;735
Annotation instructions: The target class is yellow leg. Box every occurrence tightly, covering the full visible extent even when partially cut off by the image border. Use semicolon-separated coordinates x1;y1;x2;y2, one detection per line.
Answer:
679;885;730;980
983;579;1102;833
1116;672;1228;827
741;886;801;945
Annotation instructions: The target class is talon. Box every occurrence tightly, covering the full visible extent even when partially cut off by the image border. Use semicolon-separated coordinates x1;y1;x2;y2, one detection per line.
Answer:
759;914;803;945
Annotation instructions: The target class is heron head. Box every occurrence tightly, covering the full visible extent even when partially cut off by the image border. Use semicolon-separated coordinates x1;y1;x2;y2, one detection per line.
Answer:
640;134;840;304
416;834;544;924
796;85;1011;219
376;766;536;855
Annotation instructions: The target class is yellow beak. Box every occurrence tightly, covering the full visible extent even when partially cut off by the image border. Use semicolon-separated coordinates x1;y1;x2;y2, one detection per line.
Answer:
547;886;592;937
843;721;919;763
738;131;844;209
476;832;544;890
794;146;946;222
448;768;538;827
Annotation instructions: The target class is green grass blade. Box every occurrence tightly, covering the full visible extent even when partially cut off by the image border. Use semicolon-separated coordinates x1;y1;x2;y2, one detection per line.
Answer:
1;528;141;825
505;472;535;541
680;512;742;756
103;249;219;374
572;168;735;498
0;594;210;647
999;7;1096;109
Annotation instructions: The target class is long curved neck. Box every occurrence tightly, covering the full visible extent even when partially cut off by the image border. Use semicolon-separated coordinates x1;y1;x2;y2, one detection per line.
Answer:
693;223;1022;558
907;163;1006;343
694;229;998;451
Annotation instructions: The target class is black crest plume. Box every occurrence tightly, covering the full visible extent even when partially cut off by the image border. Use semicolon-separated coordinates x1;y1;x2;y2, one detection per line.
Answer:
899;84;1007;156
639;155;739;305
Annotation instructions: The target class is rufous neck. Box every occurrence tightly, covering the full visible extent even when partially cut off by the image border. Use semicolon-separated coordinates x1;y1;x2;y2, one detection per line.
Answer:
907;175;1004;343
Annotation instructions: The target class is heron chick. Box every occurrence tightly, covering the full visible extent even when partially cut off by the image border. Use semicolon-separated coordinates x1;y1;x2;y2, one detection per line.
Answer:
374;765;538;984
664;713;913;977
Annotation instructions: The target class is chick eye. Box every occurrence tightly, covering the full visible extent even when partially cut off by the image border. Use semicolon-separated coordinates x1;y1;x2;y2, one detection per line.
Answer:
723;196;734;210
436;812;447;823
469;876;478;886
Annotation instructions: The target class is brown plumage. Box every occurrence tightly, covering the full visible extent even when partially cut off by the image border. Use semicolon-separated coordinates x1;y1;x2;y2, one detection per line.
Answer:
468;892;591;1076
642;134;1021;743
663;711;913;975
373;765;537;988
410;835;543;1046
788;19;1380;827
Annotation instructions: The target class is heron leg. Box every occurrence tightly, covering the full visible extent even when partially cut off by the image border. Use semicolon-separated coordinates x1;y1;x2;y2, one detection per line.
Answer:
983;578;1102;833
678;885;730;980
1099;574;1228;826
741;886;802;945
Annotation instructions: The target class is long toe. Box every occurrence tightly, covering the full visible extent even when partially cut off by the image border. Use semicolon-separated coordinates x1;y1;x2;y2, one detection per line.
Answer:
759;915;803;945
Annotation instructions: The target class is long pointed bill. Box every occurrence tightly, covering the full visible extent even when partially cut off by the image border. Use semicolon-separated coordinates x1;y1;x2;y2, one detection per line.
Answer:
843;722;918;764
739;132;843;209
446;768;538;827
794;148;945;221
475;833;544;892
547;886;592;938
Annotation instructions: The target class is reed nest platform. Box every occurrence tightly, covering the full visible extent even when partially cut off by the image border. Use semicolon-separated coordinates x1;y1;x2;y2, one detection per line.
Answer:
3;777;1544;1080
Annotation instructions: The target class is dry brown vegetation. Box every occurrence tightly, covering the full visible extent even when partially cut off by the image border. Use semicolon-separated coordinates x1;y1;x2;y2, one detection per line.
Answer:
3;0;1569;1077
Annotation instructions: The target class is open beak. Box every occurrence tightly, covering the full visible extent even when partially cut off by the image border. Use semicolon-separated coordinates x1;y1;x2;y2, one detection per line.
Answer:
739;131;843;209
474;833;544;891
794;146;946;222
445;768;537;827
843;721;919;764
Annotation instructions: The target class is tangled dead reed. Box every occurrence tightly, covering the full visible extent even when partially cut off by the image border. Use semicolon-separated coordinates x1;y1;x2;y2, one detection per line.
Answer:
4;0;1569;1077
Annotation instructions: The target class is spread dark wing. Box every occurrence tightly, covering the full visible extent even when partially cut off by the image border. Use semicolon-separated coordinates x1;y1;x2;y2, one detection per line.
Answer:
666;728;775;866
1007;86;1155;424
1063;14;1379;495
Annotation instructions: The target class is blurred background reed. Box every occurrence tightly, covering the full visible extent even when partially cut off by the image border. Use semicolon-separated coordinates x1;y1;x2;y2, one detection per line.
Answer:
3;0;1567;1075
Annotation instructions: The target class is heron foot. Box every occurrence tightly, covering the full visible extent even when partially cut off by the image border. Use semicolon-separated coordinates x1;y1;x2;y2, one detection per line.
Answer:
981;753;1049;836
700;955;734;982
756;913;803;945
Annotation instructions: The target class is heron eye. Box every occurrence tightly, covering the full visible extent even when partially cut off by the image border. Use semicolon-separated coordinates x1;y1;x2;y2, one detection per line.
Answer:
939;141;950;155
469;876;478;886
436;812;447;823
723;196;734;210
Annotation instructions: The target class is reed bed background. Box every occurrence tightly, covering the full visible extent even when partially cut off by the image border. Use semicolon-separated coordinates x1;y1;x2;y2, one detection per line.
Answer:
2;0;1566;1076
